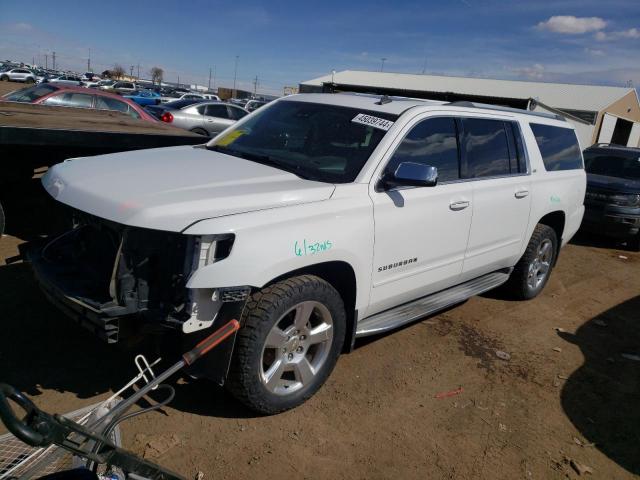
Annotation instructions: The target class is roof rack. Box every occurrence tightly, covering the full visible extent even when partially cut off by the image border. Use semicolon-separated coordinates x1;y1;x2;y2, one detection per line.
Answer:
445;101;565;121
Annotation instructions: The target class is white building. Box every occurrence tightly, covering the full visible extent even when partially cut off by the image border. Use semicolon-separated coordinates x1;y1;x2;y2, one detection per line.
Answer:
300;70;640;149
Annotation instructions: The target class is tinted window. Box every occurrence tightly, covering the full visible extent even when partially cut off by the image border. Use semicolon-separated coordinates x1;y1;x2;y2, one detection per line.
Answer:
205;104;229;118
43;93;93;108
166;99;201;109
530;123;583;171
386;117;460;182
584;152;640;180
195;105;207;115
5;84;57;102
463;118;511;178
228;106;248;120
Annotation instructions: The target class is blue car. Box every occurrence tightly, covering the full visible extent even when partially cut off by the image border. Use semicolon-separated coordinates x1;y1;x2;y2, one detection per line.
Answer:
124;90;161;106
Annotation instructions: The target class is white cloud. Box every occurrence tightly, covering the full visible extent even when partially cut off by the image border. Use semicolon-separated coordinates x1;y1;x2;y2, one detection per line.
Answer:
537;16;607;34
594;27;640;41
584;47;604;56
509;63;545;80
618;27;640;38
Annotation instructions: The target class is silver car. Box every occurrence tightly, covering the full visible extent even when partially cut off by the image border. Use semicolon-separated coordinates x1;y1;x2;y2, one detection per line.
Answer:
146;100;249;137
0;67;37;83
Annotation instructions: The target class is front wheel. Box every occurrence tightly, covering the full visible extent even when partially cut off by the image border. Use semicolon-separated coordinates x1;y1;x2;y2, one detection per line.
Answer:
227;275;346;414
25;77;35;84
0;76;8;82
506;224;558;300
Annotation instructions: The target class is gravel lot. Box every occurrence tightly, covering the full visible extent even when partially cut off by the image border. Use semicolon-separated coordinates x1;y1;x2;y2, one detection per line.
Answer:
0;108;638;479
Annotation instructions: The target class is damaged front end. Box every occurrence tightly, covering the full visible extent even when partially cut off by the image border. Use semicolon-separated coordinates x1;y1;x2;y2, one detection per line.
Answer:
23;210;248;384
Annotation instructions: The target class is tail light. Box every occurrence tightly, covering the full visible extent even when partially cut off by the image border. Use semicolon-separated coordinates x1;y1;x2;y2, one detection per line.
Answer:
160;111;173;123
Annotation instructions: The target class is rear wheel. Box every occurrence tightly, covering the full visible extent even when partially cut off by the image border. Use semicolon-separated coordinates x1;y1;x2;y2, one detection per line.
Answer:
227;275;346;414
190;127;209;137
628;233;640;252
506;224;558;300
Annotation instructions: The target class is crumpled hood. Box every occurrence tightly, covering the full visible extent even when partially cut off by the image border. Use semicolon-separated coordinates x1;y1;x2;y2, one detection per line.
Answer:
43;145;335;232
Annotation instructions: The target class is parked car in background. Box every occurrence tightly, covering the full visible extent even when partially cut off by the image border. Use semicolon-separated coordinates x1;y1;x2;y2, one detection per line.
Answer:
581;144;640;250
81;72;99;82
2;84;157;122
109;81;137;94
202;93;221;101
160;92;206;103
86;79;115;89
0;67;37;83
146;99;248;136
244;99;267;112
45;74;83;86
124;89;162;106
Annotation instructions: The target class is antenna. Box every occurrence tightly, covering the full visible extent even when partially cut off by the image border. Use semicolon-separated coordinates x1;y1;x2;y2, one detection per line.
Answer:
376;94;392;105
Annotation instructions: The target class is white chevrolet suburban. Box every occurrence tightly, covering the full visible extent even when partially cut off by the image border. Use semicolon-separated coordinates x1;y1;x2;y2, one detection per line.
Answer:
28;93;586;414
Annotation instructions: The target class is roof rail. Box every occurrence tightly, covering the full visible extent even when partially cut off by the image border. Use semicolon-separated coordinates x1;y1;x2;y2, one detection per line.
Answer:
445;100;565;122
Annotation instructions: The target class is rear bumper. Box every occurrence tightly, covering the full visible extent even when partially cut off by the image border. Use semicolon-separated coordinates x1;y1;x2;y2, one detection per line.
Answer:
581;204;640;239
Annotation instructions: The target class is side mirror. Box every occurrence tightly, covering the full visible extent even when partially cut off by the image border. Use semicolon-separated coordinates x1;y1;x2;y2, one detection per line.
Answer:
383;162;438;189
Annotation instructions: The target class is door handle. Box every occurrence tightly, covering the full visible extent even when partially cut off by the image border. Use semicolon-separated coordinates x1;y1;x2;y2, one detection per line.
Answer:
449;200;470;211
515;189;529;199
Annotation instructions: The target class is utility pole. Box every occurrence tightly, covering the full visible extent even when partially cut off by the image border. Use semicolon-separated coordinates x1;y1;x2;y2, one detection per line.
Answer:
177;74;180;87
88;48;91;71
380;57;387;72
233;55;239;98
253;75;258;95
130;65;134;77
52;51;56;70
208;67;212;90
137;64;140;80
212;65;216;90
45;54;48;70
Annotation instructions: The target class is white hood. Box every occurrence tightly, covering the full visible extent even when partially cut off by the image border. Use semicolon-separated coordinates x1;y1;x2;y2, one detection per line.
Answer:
43;145;335;232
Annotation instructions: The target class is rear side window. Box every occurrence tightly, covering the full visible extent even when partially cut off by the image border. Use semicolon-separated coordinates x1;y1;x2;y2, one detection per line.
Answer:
386;117;460;182
205;104;229;118
530;123;583;171
96;96;128;114
462;118;510;178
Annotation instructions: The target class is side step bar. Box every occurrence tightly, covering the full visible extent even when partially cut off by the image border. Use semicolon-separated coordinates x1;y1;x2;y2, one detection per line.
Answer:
355;269;512;338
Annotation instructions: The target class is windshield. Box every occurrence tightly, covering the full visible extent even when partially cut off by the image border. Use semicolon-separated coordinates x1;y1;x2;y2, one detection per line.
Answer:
3;84;58;102
584;152;640;181
207;100;397;183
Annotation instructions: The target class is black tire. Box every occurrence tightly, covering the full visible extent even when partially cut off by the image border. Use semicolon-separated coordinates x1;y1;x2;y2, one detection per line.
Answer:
0;201;4;236
506;224;558;300
0;76;8;82
190;127;209;137
227;275;346;414
25;77;35;84
628;233;640;252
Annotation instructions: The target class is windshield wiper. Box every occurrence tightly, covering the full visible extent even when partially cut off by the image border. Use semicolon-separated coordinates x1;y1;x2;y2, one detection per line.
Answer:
207;145;313;180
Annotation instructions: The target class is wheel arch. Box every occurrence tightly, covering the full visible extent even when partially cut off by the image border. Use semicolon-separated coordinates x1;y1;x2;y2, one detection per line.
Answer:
265;260;358;353
537;210;565;264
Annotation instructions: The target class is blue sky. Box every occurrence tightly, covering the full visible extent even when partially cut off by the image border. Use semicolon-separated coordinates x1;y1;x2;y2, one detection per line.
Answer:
1;0;638;95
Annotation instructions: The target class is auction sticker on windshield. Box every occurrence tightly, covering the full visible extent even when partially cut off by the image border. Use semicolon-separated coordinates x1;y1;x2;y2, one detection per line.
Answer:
351;113;394;131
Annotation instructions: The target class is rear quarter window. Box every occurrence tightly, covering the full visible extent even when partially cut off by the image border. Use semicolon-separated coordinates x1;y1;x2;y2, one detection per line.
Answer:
530;123;583;171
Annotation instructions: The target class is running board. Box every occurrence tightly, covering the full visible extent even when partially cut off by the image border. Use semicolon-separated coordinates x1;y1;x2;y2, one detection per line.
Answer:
355;270;512;338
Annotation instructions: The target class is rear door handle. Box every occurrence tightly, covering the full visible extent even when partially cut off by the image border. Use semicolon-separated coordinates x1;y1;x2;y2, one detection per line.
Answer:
515;189;529;199
449;200;470;211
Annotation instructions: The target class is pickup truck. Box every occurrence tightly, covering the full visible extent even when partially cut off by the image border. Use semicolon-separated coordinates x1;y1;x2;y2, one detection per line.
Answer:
26;93;586;414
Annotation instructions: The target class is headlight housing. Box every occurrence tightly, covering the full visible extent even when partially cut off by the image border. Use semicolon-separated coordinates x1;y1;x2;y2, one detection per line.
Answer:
194;234;235;268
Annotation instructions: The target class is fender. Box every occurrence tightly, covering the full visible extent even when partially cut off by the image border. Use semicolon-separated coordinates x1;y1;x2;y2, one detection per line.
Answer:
183;184;374;314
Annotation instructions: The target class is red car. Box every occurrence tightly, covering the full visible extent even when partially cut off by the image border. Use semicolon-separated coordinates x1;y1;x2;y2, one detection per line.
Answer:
1;83;157;122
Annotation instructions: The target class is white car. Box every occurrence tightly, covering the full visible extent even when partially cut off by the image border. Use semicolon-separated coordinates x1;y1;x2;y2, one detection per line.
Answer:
29;93;585;414
0;67;37;83
160;92;208;103
46;74;83;87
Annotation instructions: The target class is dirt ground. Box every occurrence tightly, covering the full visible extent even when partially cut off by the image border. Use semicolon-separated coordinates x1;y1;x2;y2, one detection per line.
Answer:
1;179;639;479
